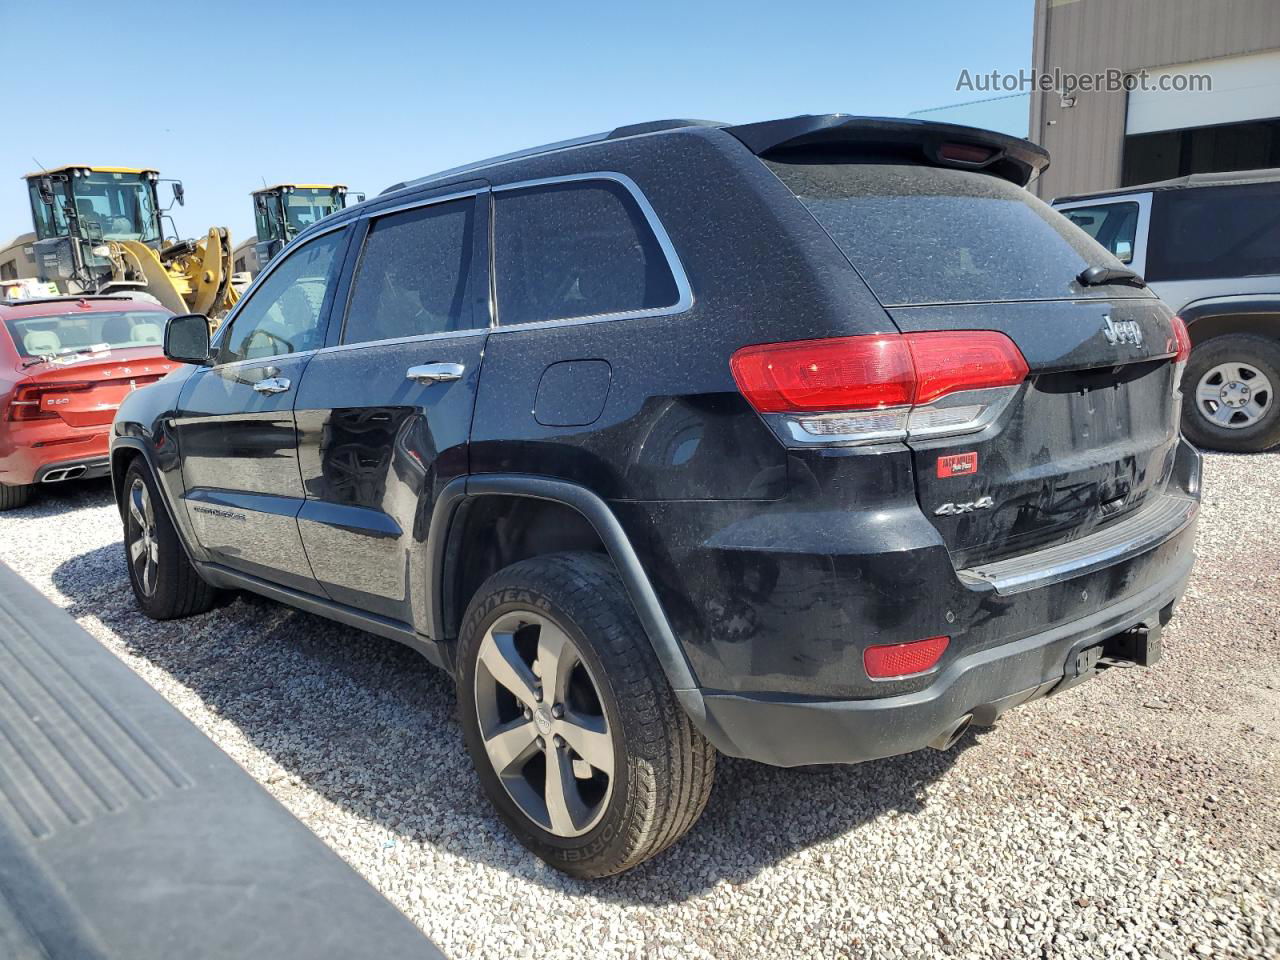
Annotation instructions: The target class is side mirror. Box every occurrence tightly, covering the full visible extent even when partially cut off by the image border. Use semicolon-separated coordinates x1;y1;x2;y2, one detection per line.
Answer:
38;177;55;205
1114;240;1134;264
164;313;212;364
255;195;268;213
172;181;185;206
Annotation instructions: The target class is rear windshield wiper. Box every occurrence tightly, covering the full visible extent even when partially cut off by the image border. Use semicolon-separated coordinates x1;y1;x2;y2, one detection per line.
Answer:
1077;265;1147;289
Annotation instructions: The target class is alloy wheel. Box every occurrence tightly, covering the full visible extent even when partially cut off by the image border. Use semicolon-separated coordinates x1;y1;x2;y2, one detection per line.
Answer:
1195;361;1274;429
473;611;615;838
127;478;160;597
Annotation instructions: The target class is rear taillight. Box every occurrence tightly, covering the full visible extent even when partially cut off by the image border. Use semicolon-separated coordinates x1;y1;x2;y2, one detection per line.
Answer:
730;331;1028;445
1170;315;1191;365
5;382;92;421
864;635;950;679
728;335;914;413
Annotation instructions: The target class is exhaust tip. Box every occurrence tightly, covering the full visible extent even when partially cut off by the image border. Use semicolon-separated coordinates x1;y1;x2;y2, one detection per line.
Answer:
41;465;86;483
928;715;972;751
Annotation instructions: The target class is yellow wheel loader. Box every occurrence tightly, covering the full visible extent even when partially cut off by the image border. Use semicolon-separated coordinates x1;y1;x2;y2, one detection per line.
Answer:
231;183;363;281
0;166;239;320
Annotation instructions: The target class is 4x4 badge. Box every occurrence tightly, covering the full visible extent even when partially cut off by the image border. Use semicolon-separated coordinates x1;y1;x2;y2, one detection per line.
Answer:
1102;314;1143;347
935;496;995;516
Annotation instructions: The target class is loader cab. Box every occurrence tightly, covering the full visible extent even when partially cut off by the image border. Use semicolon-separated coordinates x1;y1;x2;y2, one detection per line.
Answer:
22;166;181;294
25;167;169;248
251;184;363;269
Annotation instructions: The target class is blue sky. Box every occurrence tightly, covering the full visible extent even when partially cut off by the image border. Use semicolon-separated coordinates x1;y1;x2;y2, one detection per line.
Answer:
2;0;1033;248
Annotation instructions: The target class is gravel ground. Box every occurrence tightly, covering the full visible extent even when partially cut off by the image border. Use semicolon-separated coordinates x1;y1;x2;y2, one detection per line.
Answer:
0;453;1277;959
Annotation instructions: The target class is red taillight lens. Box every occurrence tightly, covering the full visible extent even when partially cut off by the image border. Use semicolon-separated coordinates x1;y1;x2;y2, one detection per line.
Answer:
730;331;1029;439
729;334;914;413
6;382;92;421
905;331;1030;405
864;635;950;679
1169;315;1191;364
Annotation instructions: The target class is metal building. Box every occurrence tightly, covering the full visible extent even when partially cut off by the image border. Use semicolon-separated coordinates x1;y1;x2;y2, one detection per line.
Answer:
1030;0;1280;199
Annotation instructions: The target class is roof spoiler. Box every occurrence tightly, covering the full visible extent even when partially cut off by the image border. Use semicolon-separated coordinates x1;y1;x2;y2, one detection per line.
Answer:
725;115;1050;187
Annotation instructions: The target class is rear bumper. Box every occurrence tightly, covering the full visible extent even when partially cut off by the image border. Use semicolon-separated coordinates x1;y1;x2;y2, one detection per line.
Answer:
689;543;1192;766
0;423;110;486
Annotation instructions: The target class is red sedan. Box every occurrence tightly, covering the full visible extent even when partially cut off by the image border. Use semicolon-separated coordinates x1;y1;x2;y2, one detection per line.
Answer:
0;295;178;510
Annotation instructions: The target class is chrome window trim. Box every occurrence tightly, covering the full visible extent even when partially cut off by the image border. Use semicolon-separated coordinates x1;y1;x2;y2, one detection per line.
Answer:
489;171;693;332
362;187;484;222
333;188;487;350
315;325;487;357
210;220;351;363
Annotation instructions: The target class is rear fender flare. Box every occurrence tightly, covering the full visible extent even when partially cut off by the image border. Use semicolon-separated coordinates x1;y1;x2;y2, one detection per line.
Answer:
1179;297;1280;344
426;474;706;714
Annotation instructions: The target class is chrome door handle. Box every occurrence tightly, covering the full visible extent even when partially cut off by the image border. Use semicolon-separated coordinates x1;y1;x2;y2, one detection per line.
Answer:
253;376;291;394
406;362;465;384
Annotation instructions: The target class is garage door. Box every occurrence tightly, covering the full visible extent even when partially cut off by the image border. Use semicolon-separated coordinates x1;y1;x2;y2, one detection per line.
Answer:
1127;49;1280;135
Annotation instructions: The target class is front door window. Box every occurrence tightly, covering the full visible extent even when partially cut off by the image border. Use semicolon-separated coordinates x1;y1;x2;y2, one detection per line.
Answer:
218;231;345;363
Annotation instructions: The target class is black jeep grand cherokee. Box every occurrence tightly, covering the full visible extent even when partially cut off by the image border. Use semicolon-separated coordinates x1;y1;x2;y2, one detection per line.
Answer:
112;115;1200;877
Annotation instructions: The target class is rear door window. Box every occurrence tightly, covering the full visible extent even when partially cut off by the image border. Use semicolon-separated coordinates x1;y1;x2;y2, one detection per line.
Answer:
1062;202;1139;263
765;160;1133;306
342;198;477;344
1146;183;1280;282
494;179;680;325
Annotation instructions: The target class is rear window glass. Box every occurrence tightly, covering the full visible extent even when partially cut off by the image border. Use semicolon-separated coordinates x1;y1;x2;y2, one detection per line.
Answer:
1146;183;1280;282
4;310;169;359
765;161;1128;306
494;179;680;325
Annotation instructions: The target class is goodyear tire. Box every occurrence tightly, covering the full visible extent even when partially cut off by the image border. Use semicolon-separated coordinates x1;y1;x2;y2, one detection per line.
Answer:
456;552;715;877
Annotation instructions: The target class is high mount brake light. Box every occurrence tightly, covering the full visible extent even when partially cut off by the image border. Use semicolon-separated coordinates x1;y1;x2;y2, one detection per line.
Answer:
6;382;92;421
730;331;1028;445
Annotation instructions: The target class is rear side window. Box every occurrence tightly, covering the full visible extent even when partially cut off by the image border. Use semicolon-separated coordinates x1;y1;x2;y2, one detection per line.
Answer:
765;161;1126;306
1146;183;1280;282
343;198;476;345
1062;202;1139;263
494;179;679;325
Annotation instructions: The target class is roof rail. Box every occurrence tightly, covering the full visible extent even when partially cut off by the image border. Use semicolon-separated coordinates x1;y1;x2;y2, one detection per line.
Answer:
375;114;1046;199
606;119;724;140
379;119;727;197
380;132;611;196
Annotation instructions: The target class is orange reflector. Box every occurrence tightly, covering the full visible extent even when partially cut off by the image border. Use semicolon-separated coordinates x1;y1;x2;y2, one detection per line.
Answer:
864;636;950;679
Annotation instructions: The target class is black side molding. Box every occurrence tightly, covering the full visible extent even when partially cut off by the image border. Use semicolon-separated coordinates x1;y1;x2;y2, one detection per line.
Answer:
197;562;446;669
